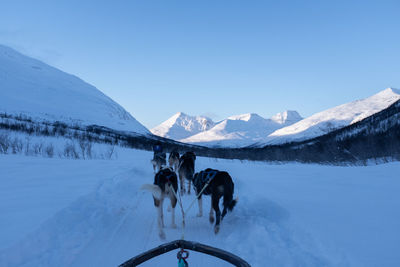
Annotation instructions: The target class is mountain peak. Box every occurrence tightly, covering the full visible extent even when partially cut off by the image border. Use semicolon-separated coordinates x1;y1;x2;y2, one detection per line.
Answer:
265;87;400;145
228;113;264;122
151;112;215;139
174;111;187;117
271;110;302;125
381;87;400;95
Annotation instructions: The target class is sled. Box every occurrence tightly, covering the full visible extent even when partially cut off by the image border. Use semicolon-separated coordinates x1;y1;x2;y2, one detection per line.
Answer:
119;239;251;266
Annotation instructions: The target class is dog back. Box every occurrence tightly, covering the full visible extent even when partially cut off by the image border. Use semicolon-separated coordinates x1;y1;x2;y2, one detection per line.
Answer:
193;169;234;196
169;151;179;161
154;167;178;192
178;152;196;179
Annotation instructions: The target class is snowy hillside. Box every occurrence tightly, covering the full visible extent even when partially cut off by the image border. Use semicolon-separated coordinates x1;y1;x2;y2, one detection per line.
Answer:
181;111;302;147
263;88;400;145
151;112;215;140
1;150;400;266
0;45;149;134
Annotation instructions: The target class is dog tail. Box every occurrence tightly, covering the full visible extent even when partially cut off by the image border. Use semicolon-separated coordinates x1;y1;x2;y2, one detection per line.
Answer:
228;197;238;211
222;175;237;220
222;196;238;220
141;184;162;199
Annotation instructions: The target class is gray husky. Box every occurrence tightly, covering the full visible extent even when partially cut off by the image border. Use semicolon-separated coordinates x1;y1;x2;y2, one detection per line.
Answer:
178;151;196;195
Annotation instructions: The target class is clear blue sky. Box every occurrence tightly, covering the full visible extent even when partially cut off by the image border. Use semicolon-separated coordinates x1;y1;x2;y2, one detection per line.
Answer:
1;0;399;128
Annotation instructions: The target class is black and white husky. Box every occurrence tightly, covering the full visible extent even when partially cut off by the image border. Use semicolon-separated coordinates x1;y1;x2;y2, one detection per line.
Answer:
168;150;180;172
193;168;237;234
151;152;167;173
178;151;196;195
141;167;178;239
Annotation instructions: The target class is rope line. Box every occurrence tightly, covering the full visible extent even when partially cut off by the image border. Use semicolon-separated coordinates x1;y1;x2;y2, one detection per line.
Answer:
169;185;185;239
184;179;212;215
169;176;214;241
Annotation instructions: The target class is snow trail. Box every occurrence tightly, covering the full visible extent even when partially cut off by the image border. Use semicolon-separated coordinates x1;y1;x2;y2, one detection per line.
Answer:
0;164;331;267
2;151;399;266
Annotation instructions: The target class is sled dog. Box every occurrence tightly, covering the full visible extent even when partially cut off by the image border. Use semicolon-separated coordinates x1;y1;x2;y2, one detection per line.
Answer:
193;168;237;234
168;150;180;172
178;151;196;195
141;167;178;239
151;152;166;173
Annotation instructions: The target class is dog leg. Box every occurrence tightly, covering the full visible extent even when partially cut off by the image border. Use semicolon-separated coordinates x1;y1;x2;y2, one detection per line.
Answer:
209;203;215;223
160;198;165;228
171;206;177;228
180;176;185;195
212;194;221;234
157;163;161;173
188;180;191;195
156;202;165;239
197;196;203;217
170;194;177;228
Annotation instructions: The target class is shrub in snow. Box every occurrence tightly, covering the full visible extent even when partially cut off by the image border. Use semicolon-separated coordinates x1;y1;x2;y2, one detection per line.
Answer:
0;133;10;153
45;144;55;158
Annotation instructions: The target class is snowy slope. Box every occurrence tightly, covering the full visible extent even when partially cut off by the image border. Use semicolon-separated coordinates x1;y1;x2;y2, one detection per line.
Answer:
1;150;400;266
263;88;400;145
181;111;302;147
0;45;149;134
151;112;215;140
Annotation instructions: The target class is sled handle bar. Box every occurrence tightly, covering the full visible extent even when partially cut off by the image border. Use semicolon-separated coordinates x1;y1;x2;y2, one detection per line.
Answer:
118;239;251;266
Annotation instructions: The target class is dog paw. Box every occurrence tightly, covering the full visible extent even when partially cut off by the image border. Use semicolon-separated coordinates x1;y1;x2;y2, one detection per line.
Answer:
159;231;166;240
209;216;215;223
214;225;220;234
171;223;177;229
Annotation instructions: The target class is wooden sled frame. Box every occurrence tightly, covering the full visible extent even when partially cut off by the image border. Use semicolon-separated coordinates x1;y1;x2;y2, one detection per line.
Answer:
119;239;251;267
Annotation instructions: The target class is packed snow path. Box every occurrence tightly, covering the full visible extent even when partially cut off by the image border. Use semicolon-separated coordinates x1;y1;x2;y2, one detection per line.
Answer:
1;150;399;266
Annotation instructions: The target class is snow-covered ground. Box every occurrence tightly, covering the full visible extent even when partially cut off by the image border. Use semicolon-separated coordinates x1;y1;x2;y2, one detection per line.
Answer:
0;149;399;266
0;129;120;160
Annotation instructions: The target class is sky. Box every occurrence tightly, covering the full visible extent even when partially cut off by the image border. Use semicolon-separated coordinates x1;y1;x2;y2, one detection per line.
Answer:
1;0;400;128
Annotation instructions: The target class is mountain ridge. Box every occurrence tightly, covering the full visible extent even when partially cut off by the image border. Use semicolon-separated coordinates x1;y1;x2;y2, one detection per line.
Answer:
180;110;303;147
150;112;215;140
263;87;400;145
0;44;149;135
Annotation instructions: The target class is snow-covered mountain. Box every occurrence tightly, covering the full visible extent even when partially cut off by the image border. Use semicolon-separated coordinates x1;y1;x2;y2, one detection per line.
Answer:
0;45;149;134
181;111;302;147
150;112;215;140
271;110;303;125
263;88;400;145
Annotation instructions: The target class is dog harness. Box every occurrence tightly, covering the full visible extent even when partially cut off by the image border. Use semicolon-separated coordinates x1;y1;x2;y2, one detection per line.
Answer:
199;169;218;184
153;152;166;161
155;168;176;187
195;168;218;195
